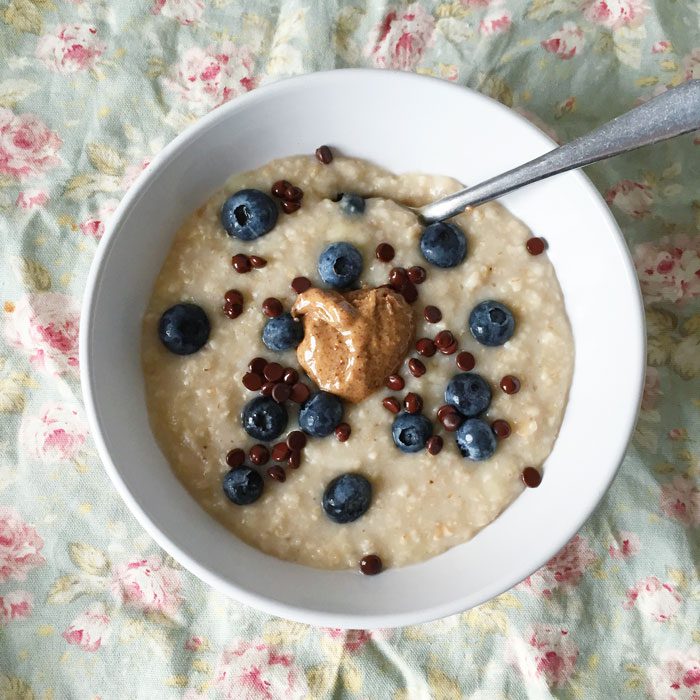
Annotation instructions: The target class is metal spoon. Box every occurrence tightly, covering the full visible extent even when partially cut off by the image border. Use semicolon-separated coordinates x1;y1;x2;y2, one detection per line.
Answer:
418;79;700;224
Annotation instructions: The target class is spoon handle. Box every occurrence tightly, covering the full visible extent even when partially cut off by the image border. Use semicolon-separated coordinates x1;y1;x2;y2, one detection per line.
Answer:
419;79;700;224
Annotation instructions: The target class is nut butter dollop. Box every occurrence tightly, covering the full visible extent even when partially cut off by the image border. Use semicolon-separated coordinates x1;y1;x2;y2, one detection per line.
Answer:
292;286;415;403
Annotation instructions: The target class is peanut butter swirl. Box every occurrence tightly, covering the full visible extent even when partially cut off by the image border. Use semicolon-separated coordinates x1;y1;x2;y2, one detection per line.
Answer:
292;286;415;403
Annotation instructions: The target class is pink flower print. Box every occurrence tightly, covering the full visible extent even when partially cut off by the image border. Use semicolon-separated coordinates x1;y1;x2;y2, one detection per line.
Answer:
660;477;700;527
20;402;88;464
0;507;45;582
162;42;256;115
62;603;111;652
479;9;512;36
4;293;80;375
608;530;640;558
647;649;700;700
541;23;586;59
121;159;150;191
624;576;682;621
669;428;687;440
605;179;654;218
36;24;105;73
110;556;182;616
633;234;700;304
507;625;579;688
215;640;308;700
366;4;436;71
518;534;597;597
0;110;62;181
324;628;373;652
80;198;119;240
0;591;32;624
581;0;649;30
15;189;49;209
641;367;662;410
152;0;204;25
185;635;205;651
652;40;672;53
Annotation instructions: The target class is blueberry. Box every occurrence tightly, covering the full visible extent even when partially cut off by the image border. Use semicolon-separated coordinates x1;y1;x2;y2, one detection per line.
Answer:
221;189;278;240
241;396;287;441
469;300;515;346
322;473;372;523
158;303;210;355
391;412;432;453
222;467;263;505
419;222;467;268
445;373;491;418
298;391;344;437
262;312;304;352
456;418;497;461
318;242;363;289
339;193;365;215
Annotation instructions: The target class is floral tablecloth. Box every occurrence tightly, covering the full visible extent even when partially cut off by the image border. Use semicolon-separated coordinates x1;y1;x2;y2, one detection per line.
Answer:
1;0;699;698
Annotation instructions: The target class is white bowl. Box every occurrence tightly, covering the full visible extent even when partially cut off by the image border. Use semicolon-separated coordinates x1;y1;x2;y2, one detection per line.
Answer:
80;69;645;628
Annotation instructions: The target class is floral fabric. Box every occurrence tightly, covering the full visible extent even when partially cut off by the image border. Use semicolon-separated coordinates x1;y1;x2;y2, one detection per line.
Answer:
0;1;698;698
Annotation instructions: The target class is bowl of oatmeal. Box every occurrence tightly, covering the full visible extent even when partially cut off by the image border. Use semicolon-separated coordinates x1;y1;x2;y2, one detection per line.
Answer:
80;69;645;628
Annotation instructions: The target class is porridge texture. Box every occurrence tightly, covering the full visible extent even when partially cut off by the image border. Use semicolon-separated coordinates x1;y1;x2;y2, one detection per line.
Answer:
141;155;574;570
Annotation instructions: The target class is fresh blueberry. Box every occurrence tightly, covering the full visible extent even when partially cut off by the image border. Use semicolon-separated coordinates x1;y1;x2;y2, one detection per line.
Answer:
221;189;278;240
445;373;491;418
391;412;432;453
339;193;365;215
469;300;515;346
241;396;288;441
262;312;304;352
419;222;467;268
222;467;263;505
456;418;497;461
298;391;344;437
318;242;363;289
322;473;372;523
158;303;210;355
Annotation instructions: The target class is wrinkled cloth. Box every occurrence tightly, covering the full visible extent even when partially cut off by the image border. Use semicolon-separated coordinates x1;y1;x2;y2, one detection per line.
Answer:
1;1;699;698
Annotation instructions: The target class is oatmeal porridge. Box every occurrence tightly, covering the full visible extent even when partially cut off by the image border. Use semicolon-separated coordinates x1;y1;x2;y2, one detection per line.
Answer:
141;152;574;572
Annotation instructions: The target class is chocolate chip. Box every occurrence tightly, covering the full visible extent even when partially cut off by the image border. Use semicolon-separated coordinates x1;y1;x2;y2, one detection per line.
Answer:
271;180;291;198
267;465;286;482
335;423;351;442
288;450;301;469
224;289;243;305
284;184;303;202
315;145;333;164
456;351;475;371
492;419;511;438
427;435;443;455
263;362;284;382
375;242;395;262
441;412;462;432
271;382;291;403
225;448;245;468
382;396;401;414
223;301;243;319
249;444;269;466
249;357;267;375
439;341;458;356
526;237;546;256
437;404;456;422
359;554;383;576
249;255;267;269
283;368;299;385
434;330;454;349
242;372;263;391
261;381;275;397
415;338;436;357
262;297;283;318
407;266;426;284
500;375;521;394
522;467;542;488
286;430;307;451
401;281;418;304
290;382;310;403
404;392;423;414
424;305;442;323
389;267;407;290
232;254;251;273
291;276;311;294
271;442;291;462
408;358;426;377
281;200;300;214
385;374;404;391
